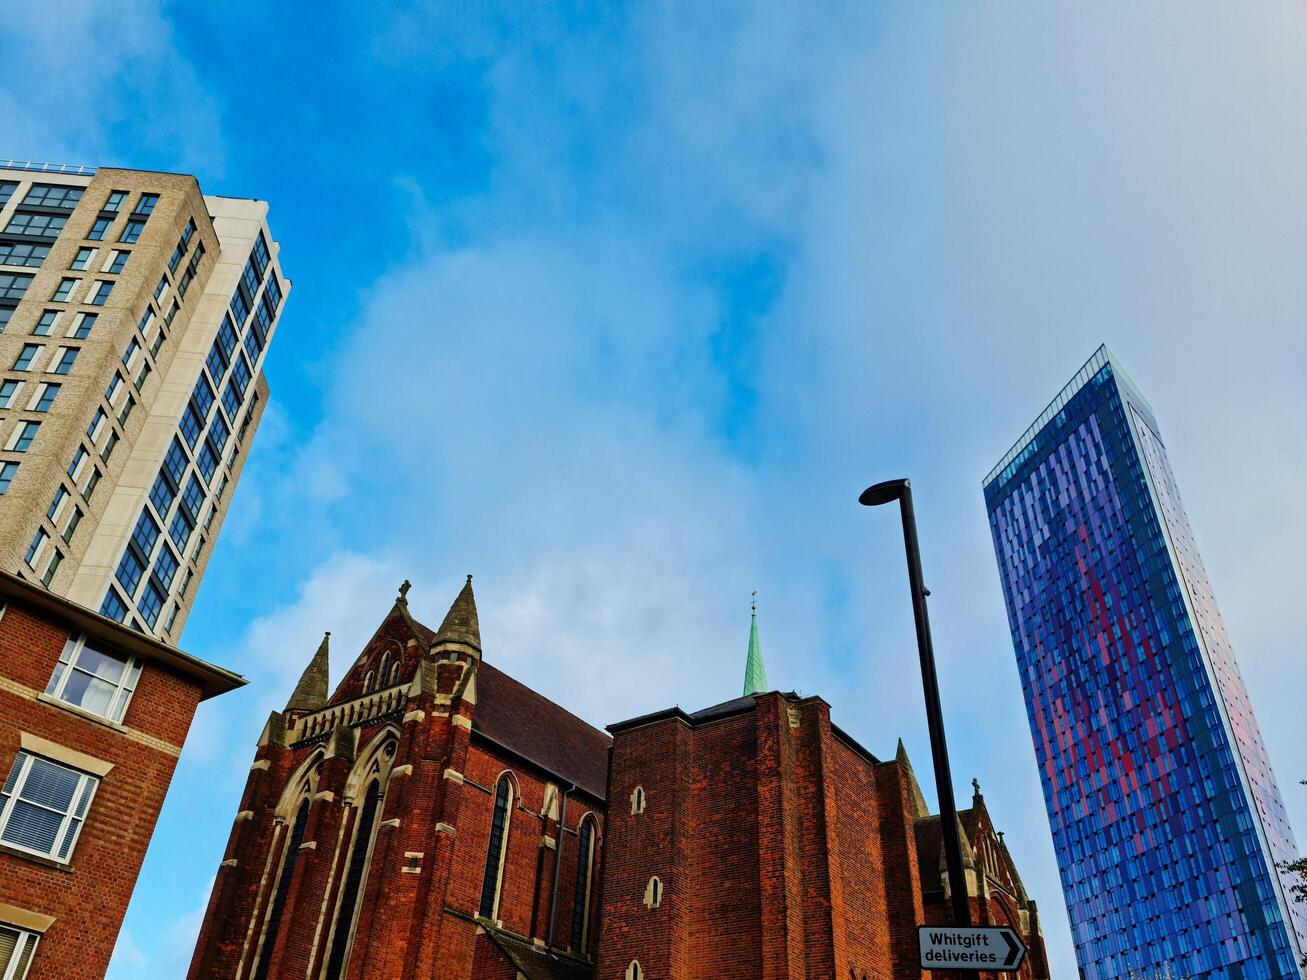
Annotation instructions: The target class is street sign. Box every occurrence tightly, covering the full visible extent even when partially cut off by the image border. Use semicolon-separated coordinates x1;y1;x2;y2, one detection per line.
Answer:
917;925;1027;972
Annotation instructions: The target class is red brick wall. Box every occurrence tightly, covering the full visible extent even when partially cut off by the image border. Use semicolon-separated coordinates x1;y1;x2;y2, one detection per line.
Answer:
0;599;203;980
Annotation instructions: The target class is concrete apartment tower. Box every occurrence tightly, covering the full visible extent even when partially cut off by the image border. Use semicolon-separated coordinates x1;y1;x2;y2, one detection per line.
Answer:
0;160;289;640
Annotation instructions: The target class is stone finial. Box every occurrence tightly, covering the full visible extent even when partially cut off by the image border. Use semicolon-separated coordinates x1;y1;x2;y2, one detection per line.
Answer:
972;777;982;799
398;579;412;605
285;632;330;713
433;574;480;656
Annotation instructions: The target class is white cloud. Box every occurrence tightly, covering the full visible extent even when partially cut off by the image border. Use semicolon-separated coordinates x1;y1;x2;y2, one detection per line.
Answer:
0;0;225;174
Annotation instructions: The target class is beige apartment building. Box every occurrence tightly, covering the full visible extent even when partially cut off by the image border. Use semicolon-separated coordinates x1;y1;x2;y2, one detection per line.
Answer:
0;160;289;641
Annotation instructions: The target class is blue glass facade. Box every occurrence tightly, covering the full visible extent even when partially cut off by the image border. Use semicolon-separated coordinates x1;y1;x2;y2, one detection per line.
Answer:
983;346;1306;979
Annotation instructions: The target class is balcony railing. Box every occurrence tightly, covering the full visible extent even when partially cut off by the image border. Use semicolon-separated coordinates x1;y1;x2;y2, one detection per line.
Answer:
0;160;97;177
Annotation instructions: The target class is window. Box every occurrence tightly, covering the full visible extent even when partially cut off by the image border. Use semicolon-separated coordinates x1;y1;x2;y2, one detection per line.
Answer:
251;798;310;980
168;508;194;552
105;374;124;407
99;589;127;623
230;290;249;326
33;310;58;336
643;875;662;909
630;785;646;815
0;181;15;208
572;816;597;952
164;299;179;327
67;446;87;481
114;549;145;599
133;193;159;216
82;466;101;501
14;345;39;371
139;581;165;628
180;405;203;448
265;271;283;310
131;510;160;558
0;380;20;408
105;250;128;274
153;546;179;591
119;219;144;244
0;306;12;332
117;395;135;425
23;184;83;209
149;473;175;517
206;343;226;382
30;383;59;412
70;312;96;339
0;241;49;267
363;670;374;694
7;422;40;453
87;408;108;443
231;356;251;396
87;217;111;241
241;259;260;297
478;775;514;919
61;507;82;544
181;218;197;247
168;239;186;273
625;962;643;980
222;381;242;420
47;487;68;522
0;273;32;300
70;247;95;270
23;530;49;569
181;476;204;522
217;315;238;357
41;549;62;587
252;232;271;274
122;337;141;371
153;276;167;302
164;438;188;486
322;779;383;980
87;280;113;306
52;278;76;302
4;213;65;238
0;921;40;979
0;752;98;862
192;377;214;418
0;463;16;495
50;347;77;375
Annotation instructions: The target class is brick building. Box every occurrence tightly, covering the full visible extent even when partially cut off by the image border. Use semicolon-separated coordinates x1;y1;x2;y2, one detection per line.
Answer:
0;568;243;980
190;578;1048;979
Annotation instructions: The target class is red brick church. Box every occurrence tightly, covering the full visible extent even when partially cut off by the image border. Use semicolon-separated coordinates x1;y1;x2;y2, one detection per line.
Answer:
189;578;1049;979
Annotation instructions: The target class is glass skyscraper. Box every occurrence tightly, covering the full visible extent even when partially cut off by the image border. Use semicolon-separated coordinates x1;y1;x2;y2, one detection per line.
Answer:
983;346;1306;979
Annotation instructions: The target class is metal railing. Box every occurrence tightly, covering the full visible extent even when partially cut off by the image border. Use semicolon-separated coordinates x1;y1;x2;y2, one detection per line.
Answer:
0;159;97;177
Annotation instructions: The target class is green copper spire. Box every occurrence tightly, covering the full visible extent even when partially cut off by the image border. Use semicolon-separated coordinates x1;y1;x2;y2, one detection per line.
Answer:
743;591;768;696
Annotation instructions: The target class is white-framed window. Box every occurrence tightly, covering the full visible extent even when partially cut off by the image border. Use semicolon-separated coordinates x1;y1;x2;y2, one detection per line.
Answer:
70;246;96;270
0;921;40;980
630;785;646;815
23;529;50;571
45;634;141;723
643;875;662;909
625;961;643;980
0;380;21;409
0;752;98;862
6;422;40;453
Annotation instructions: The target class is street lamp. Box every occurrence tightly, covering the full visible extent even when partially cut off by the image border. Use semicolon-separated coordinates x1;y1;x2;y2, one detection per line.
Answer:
859;478;972;930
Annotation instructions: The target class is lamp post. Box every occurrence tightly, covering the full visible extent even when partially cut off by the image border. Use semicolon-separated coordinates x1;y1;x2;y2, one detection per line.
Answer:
859;478;972;931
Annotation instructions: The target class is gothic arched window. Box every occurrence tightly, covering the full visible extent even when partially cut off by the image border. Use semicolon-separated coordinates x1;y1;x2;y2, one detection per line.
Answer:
323;779;383;979
378;653;390;686
363;669;374;693
571;815;597;952
643;875;662;909
630;785;645;815
251;797;310;980
625;961;643;980
478;774;514;919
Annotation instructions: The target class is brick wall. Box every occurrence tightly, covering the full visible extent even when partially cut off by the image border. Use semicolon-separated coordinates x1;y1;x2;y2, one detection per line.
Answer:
0;597;205;980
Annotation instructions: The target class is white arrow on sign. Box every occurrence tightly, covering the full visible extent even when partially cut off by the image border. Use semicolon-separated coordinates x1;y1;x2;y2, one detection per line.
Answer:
917;925;1027;972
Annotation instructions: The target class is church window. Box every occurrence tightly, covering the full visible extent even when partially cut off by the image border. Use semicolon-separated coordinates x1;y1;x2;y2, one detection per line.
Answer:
251;798;310;980
643;875;662;909
363;670;374;694
389;662;400;686
378;653;390;685
478;774;514;919
571;815;597;952
0;923;39;980
625;961;643;980
323;779;383;979
630;785;645;815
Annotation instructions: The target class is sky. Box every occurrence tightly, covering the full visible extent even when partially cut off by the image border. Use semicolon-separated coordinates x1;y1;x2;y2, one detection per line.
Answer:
4;3;1307;977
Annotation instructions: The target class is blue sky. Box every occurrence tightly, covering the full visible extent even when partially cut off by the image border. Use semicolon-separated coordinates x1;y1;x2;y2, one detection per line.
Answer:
6;3;1307;976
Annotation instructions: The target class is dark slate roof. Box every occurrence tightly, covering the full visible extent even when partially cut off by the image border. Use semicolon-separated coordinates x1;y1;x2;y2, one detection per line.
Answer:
914;808;978;889
482;926;593;980
474;661;611;801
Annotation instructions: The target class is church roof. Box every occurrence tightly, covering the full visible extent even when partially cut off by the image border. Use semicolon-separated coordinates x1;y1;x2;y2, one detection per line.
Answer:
474;661;611;801
481;924;593;980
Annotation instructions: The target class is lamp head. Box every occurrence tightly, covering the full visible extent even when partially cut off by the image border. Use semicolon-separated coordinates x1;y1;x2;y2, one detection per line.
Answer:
859;478;910;507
